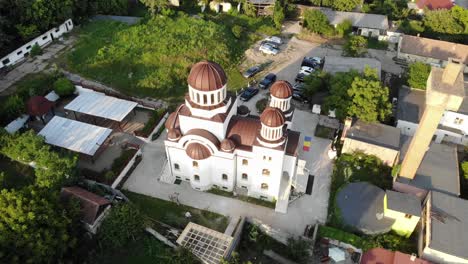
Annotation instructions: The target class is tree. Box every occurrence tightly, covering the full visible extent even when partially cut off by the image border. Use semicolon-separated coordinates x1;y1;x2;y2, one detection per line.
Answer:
424;8;464;35
332;0;360;11
273;1;285;29
461;161;468;180
242;0;257;17
0;186;77;263
303;9;333;35
96;0;128;15
286;237;311;264
54;77;75;96
1;95;25;121
139;0;169;14
335;19;353;37
407;62;430;90
344;35;368;57
231;25;243;39
323;70;360;120
302;70;329;99
98;203;144;249
346;68;392;122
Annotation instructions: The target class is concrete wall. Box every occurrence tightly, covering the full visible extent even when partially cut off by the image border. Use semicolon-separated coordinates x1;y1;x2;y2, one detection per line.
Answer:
383;195;419;238
397;52;468;73
342;138;399;166
0;19;73;69
393;180;428;199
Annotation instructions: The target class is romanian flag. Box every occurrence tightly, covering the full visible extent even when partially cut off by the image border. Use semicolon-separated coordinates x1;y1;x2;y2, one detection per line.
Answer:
303;136;312;151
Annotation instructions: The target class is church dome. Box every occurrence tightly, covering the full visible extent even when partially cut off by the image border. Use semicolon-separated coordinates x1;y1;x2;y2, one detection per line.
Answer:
270;80;293;99
187;60;227;91
220;139;236;152
167;128;181;141
165;112;178;129
260;107;285;127
186;142;211;160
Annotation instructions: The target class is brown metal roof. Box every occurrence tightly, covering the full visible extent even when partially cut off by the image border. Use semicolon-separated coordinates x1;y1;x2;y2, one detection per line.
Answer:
417;0;453;9
186;142;211;160
220;139;236;152
27;96;54;116
226;116;261;151
400;35;468;64
260;107;285;127
187;60;227;91
270;80;293;99
60;186;110;225
186;129;220;147
167;128;182;141
165;112;179;130
285;130;300;156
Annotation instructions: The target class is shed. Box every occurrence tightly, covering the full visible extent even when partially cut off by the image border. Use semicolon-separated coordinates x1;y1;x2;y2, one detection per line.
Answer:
61;186;111;225
26;96;54;123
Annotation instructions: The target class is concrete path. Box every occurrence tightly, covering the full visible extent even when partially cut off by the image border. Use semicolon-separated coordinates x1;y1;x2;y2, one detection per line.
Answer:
0;37;76;93
93;15;142;25
123;112;333;238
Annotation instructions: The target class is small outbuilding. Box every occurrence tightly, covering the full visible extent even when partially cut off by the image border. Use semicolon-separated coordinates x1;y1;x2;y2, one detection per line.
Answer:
323;57;382;79
26;96;55;124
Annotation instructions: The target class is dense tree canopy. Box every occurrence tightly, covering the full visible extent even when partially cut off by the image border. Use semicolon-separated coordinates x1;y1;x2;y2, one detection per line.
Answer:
344;35;368;57
0;186;77;263
323;67;391;122
139;0;168;14
309;0;360;11
407;62;431;90
303;9;333;35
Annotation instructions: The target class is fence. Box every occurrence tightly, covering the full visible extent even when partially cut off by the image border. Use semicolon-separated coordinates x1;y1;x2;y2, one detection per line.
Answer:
0;19;74;69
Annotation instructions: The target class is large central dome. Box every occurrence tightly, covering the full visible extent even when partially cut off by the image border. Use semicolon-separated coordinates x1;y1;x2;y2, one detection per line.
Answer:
187;60;227;91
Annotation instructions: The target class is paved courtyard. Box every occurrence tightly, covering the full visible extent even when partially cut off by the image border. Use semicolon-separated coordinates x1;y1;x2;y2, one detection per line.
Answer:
123;110;333;238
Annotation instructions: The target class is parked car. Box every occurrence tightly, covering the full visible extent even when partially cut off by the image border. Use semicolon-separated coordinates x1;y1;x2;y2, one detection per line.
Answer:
240;87;259;101
292;90;308;103
259;73;277;89
242;66;261;78
293;82;304;92
259;43;279;55
302;56;323;68
295;66;314;82
264;36;282;45
261;40;279;49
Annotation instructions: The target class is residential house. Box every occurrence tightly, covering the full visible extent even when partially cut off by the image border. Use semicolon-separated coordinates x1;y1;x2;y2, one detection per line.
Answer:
361;248;431;264
408;0;454;14
341;119;400;166
419;191;468;263
384;190;421;238
397;35;468;72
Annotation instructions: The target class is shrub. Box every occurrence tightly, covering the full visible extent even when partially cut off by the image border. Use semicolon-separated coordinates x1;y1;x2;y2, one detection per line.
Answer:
303;9;333;36
344;35;368;57
231;25;243;39
407;62;430;90
30;44;42;57
462;161;468;180
335;19;352;37
53;78;75;96
256;98;268;112
286;237;311;264
1;95;25;121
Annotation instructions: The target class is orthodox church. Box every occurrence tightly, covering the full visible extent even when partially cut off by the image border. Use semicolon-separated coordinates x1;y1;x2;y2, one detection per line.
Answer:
164;60;301;213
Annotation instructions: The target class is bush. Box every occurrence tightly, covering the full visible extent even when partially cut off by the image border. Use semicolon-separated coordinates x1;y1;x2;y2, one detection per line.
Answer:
256;98;268;112
303;9;333;36
344;35;368;57
407;62;431;90
335;20;352;37
462;161;468;180
231;25;243;39
1;95;25;121
286;237;311;264
30;43;42;57
53;77;75;96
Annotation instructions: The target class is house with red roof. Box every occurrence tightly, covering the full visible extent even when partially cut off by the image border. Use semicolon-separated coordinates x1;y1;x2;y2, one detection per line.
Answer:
408;0;454;14
361;248;432;264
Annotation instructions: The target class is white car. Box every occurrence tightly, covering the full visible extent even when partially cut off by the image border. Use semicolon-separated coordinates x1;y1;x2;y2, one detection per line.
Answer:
259;43;279;55
264;36;282;45
299;66;314;75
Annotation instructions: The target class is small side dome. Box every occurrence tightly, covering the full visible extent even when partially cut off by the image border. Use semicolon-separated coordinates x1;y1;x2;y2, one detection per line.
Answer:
167;129;181;141
270;80;293;99
186;142;211;160
260;107;285;127
187;60;227;91
165;112;178;129
220;139;236;152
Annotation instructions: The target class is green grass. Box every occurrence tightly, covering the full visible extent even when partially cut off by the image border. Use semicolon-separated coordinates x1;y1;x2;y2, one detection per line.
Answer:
64;12;276;100
207;188;276;209
0;155;35;189
124;191;229;232
367;38;388;50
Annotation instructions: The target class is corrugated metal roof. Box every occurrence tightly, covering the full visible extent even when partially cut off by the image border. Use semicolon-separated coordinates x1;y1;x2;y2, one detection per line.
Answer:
316;8;389;30
39;116;112;156
64;92;138;122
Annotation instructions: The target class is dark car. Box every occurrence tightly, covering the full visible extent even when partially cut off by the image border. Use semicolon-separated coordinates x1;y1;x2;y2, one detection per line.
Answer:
240;88;259;101
292;90;308;103
293;82;304;92
295;73;307;82
301;56;323;68
243;66;261;78
258;73;277;89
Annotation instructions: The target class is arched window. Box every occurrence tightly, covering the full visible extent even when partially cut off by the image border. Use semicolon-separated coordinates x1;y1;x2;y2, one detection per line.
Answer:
218;91;221;103
262;169;270;176
261;183;268;190
194;175;200;181
196;93;200;103
242;173;248;180
211;94;214;104
222;174;228;181
193;161;198;168
242;159;248;166
174;163;180;170
203;94;207;104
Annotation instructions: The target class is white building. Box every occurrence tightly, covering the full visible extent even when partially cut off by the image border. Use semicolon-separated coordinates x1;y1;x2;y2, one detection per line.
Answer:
397;87;468;146
164;61;301;213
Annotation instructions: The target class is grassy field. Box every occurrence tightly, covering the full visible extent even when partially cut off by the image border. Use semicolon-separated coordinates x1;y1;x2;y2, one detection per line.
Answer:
124;191;229;232
63;12;278;101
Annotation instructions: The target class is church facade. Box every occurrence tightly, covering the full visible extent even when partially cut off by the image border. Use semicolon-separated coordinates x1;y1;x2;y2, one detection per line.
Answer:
164;60;301;213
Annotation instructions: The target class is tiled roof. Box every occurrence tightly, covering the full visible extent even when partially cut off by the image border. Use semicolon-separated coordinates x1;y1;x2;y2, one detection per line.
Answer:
399;35;468;64
61;186;110;225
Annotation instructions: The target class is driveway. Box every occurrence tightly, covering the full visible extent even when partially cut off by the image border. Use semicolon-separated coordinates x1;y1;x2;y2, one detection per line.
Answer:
123;111;333;238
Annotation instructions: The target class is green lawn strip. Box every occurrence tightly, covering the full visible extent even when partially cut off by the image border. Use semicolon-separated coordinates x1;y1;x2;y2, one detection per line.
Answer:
367;38;388;50
207;188;276;209
123;191;229;232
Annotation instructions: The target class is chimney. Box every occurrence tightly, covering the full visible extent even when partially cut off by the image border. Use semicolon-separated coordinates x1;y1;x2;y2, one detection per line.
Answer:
399;61;465;180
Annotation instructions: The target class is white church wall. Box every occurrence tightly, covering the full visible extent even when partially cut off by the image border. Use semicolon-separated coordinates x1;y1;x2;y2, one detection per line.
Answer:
179;115;225;141
248;146;285;200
